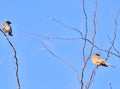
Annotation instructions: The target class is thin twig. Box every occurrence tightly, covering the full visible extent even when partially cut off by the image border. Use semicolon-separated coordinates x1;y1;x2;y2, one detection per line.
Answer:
50;18;83;38
80;0;89;88
105;9;120;61
21;31;120;58
85;1;98;89
41;40;81;87
86;66;98;89
0;29;21;89
82;0;88;62
107;35;120;55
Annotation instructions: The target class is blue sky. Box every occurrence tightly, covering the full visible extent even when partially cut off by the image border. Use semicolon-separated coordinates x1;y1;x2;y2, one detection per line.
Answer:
0;0;120;89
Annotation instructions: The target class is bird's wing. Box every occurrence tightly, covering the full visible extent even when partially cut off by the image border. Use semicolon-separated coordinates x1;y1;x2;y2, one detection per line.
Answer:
10;26;12;33
97;57;108;67
97;57;115;68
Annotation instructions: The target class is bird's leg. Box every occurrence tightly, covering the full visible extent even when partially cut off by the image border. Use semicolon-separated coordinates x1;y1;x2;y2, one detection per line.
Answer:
96;65;99;68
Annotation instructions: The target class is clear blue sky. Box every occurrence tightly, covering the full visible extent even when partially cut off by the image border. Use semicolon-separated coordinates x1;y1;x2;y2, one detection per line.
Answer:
0;0;120;89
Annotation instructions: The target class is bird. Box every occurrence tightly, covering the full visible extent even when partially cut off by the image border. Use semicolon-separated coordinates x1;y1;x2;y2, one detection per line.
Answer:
1;21;13;36
91;53;115;68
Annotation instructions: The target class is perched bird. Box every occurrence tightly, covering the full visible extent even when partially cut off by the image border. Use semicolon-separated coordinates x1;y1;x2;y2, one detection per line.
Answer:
2;21;13;36
91;53;115;68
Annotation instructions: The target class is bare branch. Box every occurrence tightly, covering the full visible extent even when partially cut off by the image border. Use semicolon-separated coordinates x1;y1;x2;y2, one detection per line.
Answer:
21;31;120;59
80;0;89;88
40;40;81;87
105;9;120;61
85;1;98;89
86;66;98;89
0;29;21;89
49;18;83;38
107;35;120;55
82;0;88;62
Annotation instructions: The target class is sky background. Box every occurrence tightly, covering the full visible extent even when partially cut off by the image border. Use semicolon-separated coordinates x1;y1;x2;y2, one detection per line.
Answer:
0;0;120;89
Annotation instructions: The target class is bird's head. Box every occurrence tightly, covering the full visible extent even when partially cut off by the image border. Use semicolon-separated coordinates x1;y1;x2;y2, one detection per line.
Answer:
6;21;11;24
95;53;100;56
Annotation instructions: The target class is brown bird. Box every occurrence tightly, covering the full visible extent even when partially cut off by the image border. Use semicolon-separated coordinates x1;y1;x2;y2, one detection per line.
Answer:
91;53;115;68
2;21;13;36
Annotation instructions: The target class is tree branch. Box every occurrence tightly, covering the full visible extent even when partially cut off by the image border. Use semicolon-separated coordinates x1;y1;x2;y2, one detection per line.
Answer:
0;29;21;89
105;9;120;61
21;31;120;59
40;39;81;87
50;18;83;38
85;0;98;88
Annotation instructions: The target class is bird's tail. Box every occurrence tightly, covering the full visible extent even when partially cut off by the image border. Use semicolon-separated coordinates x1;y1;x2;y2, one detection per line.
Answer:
106;62;115;68
8;32;13;36
101;61;115;68
108;64;116;68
